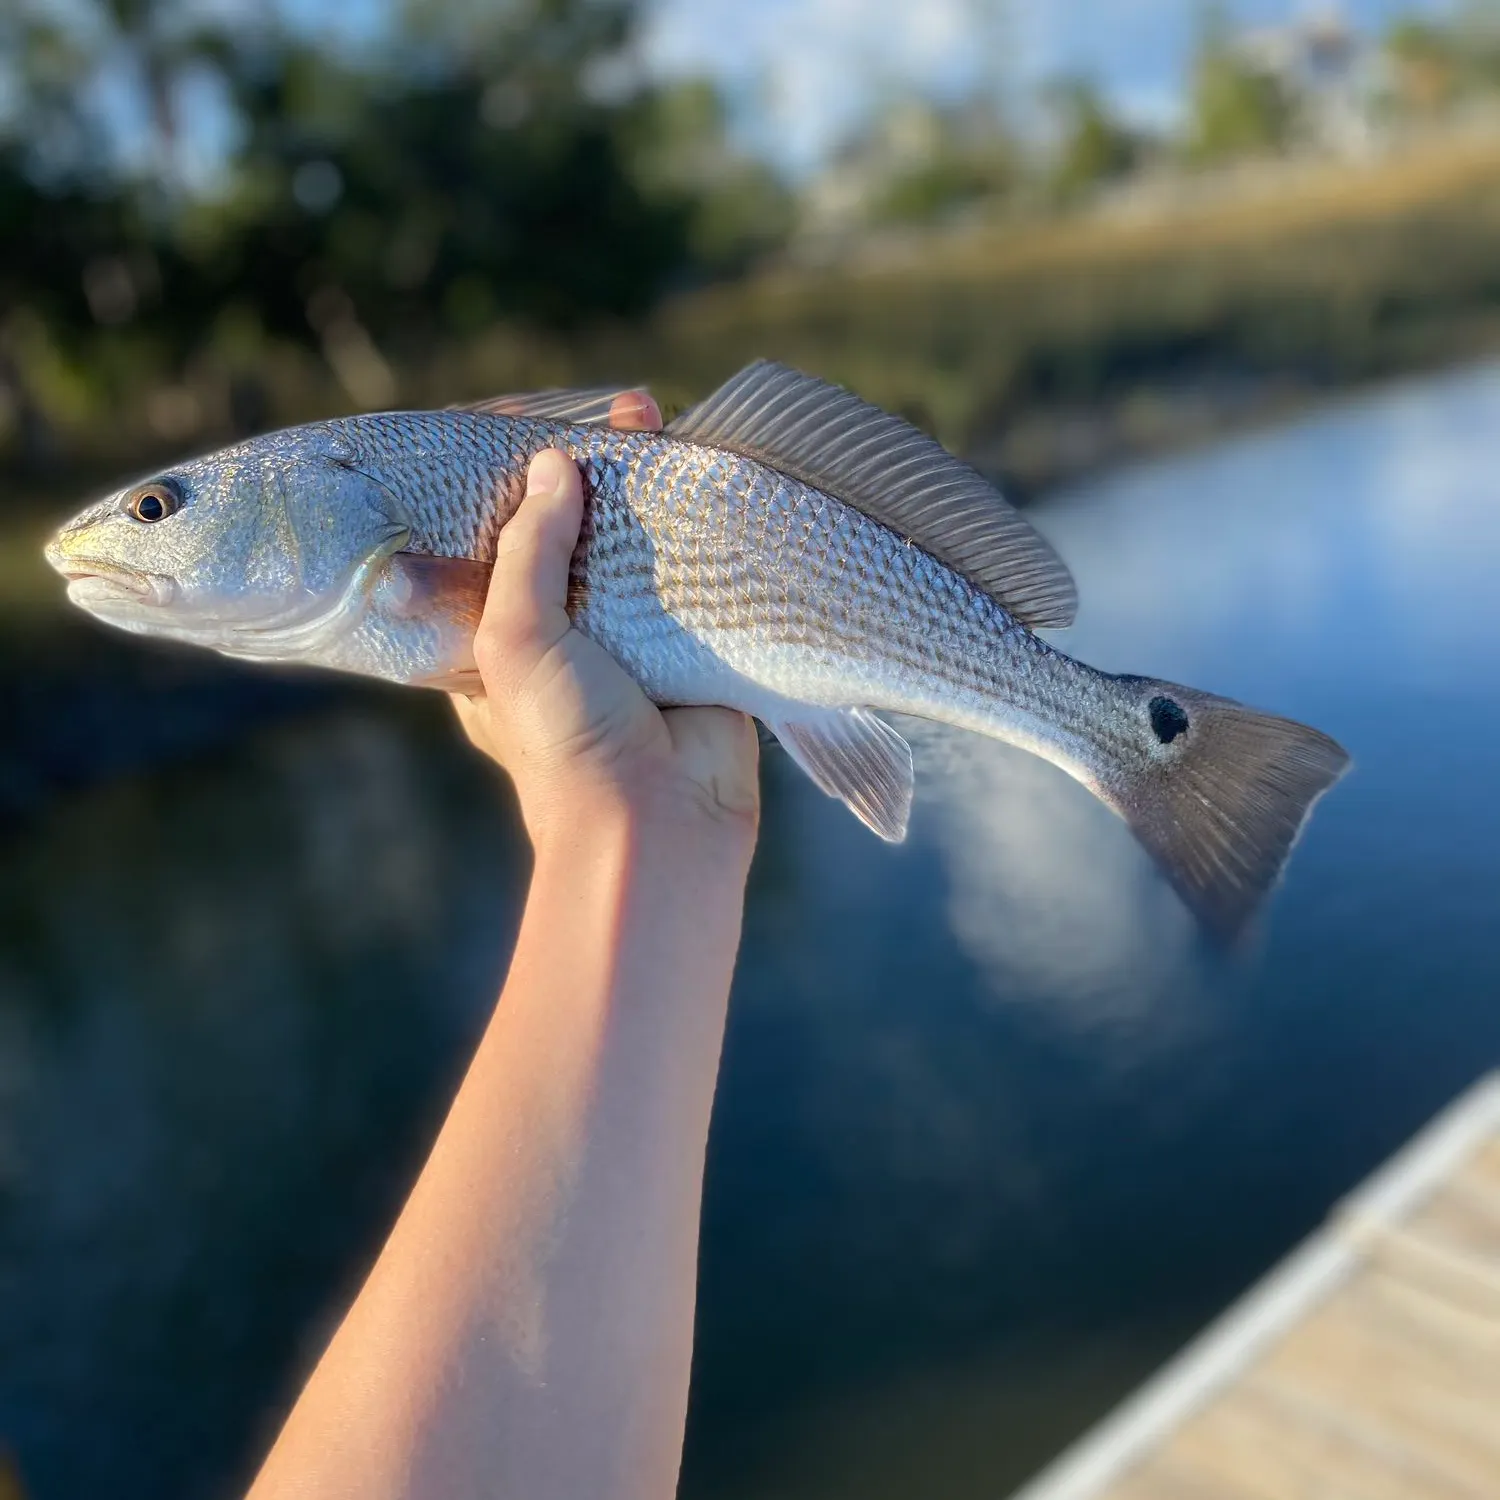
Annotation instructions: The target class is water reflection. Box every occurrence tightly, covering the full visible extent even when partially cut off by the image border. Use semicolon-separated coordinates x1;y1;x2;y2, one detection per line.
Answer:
2;364;1500;1500
1040;362;1500;693
690;363;1500;1498
0;705;528;1499
908;363;1500;1033
912;725;1198;1026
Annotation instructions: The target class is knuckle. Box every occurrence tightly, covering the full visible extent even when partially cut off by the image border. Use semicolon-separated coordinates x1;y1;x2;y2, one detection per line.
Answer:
472;623;508;681
491;519;538;576
482;597;540;658
474;600;570;697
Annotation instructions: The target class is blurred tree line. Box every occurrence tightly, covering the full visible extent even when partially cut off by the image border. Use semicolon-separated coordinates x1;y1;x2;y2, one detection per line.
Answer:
1386;3;1500;112
6;0;1500;482
0;0;791;470
814;0;1500;233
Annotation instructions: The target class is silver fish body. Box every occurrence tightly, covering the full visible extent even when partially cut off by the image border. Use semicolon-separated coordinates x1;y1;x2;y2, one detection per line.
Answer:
46;362;1349;937
344;411;1090;746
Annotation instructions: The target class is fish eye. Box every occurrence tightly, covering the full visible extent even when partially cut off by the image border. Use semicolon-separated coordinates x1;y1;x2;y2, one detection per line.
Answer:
125;481;181;524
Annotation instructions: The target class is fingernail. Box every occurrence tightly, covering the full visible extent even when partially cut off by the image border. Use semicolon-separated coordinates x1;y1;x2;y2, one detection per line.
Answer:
526;449;567;499
608;391;660;430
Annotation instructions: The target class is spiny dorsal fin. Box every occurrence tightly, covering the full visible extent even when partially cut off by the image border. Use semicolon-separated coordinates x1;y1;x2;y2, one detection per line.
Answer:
667;361;1076;630
771;706;914;842
454;387;653;425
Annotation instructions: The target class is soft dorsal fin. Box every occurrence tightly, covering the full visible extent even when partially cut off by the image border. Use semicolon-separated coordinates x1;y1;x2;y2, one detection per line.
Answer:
667;361;1076;629
454;387;654;425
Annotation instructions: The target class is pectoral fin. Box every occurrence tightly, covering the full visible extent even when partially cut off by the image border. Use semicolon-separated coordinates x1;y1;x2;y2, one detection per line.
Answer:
383;553;491;692
385;553;491;630
771;707;914;842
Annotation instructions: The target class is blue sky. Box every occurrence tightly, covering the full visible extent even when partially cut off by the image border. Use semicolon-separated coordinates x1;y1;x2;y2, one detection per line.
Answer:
29;0;1458;184
636;0;1450;170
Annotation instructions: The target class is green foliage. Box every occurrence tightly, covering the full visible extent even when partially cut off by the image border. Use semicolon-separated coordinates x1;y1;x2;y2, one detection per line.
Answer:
624;81;796;275
1184;4;1294;164
1385;18;1459;112
860;105;1017;228
1385;5;1500;110
0;0;783;464
214;38;689;337
8;0;1500;485
1045;77;1139;200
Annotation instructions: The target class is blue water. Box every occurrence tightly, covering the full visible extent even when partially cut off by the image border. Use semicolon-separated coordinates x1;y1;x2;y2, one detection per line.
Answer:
2;363;1499;1498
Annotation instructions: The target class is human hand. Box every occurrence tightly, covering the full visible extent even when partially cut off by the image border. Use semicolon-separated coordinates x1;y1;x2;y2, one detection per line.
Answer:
451;392;761;850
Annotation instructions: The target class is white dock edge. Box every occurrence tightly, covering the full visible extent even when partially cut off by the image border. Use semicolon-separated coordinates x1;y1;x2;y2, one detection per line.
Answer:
1005;1071;1500;1500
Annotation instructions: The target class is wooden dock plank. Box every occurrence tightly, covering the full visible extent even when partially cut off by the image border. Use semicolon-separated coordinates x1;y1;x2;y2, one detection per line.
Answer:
1402;1179;1500;1263
1345;1217;1500;1323
1170;1389;1484;1500
1253;1332;1500;1491
1007;1074;1500;1500
1108;1457;1263;1500
1465;1139;1500;1189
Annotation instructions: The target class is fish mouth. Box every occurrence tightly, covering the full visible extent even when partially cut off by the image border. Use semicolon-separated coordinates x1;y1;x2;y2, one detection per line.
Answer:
55;559;179;609
47;528;410;657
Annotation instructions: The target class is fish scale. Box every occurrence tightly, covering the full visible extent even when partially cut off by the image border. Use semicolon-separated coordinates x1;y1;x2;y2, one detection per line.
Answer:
46;359;1348;939
342;409;1020;726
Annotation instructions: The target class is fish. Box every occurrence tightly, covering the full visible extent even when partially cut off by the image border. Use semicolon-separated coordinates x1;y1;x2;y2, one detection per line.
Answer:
45;359;1348;938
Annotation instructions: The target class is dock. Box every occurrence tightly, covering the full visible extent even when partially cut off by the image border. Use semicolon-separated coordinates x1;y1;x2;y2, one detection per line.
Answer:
1010;1072;1500;1500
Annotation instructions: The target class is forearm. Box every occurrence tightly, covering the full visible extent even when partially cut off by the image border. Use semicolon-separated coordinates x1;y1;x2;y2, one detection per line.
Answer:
248;793;754;1500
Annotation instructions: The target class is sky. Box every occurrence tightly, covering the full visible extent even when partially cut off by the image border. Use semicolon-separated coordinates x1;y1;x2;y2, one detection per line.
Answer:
636;0;1451;170
17;0;1460;185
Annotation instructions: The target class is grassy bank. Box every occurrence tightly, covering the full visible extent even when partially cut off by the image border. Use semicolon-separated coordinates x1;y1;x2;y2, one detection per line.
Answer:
600;130;1500;491
10;130;1500;497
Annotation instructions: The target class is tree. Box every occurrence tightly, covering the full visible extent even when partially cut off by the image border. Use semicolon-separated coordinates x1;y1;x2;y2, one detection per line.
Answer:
1044;76;1139;200
0;0;783;469
856;101;1017;229
623;80;795;278
1183;3;1295;164
1385;18;1459;114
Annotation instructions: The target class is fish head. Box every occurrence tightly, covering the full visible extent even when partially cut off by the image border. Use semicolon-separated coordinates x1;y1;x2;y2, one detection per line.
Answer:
44;426;408;653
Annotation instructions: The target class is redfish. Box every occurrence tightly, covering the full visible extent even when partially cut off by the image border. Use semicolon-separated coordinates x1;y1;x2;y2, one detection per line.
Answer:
46;361;1347;937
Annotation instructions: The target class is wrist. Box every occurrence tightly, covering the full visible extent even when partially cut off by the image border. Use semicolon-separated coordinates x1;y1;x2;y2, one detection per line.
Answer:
524;774;758;880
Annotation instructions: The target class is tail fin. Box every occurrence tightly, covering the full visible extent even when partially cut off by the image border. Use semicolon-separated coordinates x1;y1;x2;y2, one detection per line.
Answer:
1102;680;1349;942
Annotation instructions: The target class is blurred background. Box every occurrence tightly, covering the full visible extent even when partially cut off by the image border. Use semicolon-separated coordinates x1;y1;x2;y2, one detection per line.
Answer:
3;1;1500;1497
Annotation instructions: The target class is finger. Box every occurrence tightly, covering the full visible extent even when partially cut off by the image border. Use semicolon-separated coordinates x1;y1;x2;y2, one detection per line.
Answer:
478;449;584;677
607;389;662;432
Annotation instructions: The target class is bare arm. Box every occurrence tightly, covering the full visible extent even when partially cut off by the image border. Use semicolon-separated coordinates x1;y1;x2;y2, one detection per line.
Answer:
247;399;760;1500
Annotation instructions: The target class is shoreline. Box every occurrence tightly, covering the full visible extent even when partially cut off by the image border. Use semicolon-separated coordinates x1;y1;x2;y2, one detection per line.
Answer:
2;344;1492;827
976;345;1500;502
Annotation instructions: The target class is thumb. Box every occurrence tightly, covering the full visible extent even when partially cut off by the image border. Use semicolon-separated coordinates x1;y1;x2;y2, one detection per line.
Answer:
476;448;585;684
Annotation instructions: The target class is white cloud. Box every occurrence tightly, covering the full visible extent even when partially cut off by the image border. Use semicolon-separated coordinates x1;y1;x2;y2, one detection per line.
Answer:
640;0;1450;171
641;0;997;172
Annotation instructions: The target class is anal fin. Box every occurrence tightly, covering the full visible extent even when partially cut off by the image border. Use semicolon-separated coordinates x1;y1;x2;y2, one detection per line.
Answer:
772;707;914;842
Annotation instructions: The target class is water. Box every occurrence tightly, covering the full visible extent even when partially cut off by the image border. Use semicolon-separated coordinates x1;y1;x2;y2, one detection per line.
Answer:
3;364;1500;1499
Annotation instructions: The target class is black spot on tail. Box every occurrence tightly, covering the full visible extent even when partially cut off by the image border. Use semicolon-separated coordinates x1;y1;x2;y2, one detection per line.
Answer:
1149;696;1190;744
1110;683;1350;941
